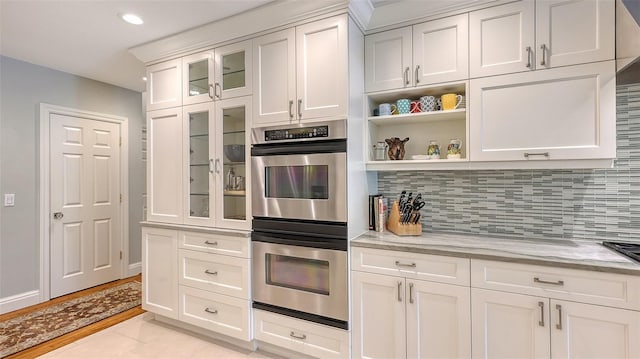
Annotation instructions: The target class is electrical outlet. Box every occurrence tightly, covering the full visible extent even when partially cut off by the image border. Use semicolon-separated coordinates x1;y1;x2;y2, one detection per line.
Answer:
4;193;15;207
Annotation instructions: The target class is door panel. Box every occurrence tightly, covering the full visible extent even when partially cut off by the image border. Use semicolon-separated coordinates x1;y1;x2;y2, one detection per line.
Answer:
365;27;412;92
50;114;121;298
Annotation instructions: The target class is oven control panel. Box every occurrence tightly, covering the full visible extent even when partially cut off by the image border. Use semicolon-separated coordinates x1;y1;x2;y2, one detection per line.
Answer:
264;125;329;141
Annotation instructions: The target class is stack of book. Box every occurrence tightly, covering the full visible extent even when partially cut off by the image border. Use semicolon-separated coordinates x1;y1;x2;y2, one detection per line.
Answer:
368;195;388;232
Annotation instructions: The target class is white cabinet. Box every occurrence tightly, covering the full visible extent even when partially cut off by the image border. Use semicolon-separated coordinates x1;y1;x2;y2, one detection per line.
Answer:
253;15;348;126
182;51;214;106
351;247;471;359
147;59;182;111
142;227;178;319
365;14;468;92
470;0;614;78
471;259;640;359
213;40;253;100
469;60;616;162
147;108;183;224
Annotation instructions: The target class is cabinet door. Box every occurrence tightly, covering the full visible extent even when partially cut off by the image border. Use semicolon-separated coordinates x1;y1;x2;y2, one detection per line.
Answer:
142;227;178;319
406;280;471;359
413;14;468;86
214;39;252;100
351;271;406;359
472;288;550;359
469;60;615;161
214;96;251;230
183;103;215;227
147;108;183;223
550;300;640;359
536;0;614;69
365;26;413;92
147;58;182;111
296;15;348;121
252;28;296;127
469;1;535;78
182;51;214;106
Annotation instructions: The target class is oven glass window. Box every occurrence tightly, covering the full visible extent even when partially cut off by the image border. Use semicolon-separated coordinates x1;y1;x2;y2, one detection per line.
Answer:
264;165;328;199
266;254;329;295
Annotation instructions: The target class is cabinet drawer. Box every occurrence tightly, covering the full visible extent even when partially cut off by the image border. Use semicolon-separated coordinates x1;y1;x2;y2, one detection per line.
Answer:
351;247;470;286
179;231;250;258
471;259;640;310
253;309;349;359
178;286;251;341
178;249;250;299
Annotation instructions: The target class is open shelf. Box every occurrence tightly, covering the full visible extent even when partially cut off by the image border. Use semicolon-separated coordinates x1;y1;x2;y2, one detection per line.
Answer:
368;109;465;125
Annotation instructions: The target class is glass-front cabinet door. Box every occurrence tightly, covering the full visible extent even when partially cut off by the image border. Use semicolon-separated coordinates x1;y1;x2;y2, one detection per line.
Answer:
214;40;252;100
215;97;251;230
183;103;215;226
182;52;214;106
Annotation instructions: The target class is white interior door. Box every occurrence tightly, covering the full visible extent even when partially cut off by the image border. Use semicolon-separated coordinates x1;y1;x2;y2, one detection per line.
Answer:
50;113;122;298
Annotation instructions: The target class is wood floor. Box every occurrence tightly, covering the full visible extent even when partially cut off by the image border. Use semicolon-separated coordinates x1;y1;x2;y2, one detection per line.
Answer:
1;275;145;359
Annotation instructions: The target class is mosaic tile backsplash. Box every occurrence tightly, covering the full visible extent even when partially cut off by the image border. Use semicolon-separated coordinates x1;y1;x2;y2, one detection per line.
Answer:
378;83;640;243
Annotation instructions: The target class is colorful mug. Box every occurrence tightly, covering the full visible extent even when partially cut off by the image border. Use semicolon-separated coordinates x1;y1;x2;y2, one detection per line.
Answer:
420;96;437;112
410;100;421;113
379;103;396;116
396;99;411;114
441;93;463;111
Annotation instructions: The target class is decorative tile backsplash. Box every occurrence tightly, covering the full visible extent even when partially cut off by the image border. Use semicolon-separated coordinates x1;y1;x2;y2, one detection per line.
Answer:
378;83;640;243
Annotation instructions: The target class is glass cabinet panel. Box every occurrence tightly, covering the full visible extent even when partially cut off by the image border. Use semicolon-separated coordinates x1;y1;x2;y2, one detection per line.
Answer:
188;108;211;220
182;52;213;106
222;51;245;91
215;40;252;99
221;105;247;222
188;60;210;98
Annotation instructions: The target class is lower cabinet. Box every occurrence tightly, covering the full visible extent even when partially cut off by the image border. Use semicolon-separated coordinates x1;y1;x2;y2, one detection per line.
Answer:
253;309;350;359
142;227;178;319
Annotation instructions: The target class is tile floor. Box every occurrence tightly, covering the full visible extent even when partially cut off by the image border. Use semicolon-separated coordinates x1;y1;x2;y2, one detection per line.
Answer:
38;313;279;358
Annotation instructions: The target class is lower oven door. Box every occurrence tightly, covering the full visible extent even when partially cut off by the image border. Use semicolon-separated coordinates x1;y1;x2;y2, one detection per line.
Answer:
252;240;348;324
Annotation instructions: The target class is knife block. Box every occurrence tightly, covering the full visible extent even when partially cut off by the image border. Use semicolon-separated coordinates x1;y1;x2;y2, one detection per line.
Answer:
387;201;422;236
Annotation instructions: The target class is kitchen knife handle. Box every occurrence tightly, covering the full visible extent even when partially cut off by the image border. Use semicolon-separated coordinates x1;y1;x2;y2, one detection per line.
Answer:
556;304;563;330
397;281;402;302
395;261;416;268
409;282;414;304
538;301;545;327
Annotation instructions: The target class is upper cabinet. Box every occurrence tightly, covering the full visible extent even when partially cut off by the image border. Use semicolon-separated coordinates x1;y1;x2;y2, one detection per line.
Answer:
470;0;614;78
147;40;252;110
253;15;349;127
365;14;468;93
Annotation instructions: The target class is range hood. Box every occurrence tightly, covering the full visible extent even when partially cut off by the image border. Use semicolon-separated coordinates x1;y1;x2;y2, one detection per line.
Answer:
617;0;640;82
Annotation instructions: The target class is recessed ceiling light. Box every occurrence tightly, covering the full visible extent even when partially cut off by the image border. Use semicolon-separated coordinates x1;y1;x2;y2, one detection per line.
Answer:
142;76;148;82
120;13;143;25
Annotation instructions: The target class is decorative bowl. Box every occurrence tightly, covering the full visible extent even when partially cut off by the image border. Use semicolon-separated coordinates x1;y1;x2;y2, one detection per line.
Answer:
224;144;245;162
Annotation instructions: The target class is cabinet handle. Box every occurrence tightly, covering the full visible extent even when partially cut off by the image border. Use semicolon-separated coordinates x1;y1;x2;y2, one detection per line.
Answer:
556;304;563;330
395;260;416;268
297;99;302;119
404;67;410;85
204;308;218;314
397;281;403;302
534;277;564;286
204;269;218;275
525;46;532;68
214;82;221;99
538;301;545;327
540;44;547;66
204;240;218;246
409;282;414;304
53;212;64;219
415;65;420;84
524;152;550;159
288;100;294;120
209;159;214;174
215;158;221;174
208;84;214;99
290;331;307;340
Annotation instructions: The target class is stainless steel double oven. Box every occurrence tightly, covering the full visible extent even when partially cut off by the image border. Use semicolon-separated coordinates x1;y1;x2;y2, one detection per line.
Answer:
251;120;348;329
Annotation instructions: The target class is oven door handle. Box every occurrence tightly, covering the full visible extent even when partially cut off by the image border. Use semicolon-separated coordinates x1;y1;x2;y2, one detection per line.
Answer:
251;139;347;157
252;231;347;251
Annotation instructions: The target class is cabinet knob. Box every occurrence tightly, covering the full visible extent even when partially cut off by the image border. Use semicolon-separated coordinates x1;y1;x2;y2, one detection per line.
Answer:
53;212;64;219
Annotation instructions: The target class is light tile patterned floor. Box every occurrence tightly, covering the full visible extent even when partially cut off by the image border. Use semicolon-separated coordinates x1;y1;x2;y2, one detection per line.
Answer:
38;313;278;358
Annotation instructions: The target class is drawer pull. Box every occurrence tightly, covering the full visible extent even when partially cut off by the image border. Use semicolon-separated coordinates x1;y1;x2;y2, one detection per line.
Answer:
556;304;563;330
204;269;218;275
395;261;416;268
538;301;545;327
533;277;564;286
204;240;218;246
204;308;218;314
290;331;307;340
524;152;550;159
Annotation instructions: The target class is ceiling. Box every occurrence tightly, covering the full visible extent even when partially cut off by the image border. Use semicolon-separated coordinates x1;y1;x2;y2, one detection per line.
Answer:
0;0;272;92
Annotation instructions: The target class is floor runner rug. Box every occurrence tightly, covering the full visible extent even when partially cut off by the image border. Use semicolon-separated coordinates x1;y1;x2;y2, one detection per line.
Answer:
0;281;141;357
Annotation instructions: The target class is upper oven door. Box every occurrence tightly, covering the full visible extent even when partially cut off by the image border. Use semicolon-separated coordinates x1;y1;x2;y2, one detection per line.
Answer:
252;149;347;223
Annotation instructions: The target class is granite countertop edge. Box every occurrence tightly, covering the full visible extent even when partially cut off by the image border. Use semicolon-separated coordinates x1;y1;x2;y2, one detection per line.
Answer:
351;232;640;276
140;221;251;237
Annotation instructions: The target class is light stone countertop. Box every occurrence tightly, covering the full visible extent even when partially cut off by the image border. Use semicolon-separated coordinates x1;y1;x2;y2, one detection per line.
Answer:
140;221;251;237
351;231;640;275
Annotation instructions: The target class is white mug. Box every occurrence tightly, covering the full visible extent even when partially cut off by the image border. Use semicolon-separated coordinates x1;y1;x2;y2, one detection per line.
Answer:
379;103;396;116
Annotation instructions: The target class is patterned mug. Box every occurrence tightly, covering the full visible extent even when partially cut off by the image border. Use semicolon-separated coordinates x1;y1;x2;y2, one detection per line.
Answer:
410;100;421;113
420;96;437;112
396;99;411;114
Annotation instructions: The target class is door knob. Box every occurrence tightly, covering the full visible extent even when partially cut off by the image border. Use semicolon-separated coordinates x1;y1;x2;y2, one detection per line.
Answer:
53;212;64;219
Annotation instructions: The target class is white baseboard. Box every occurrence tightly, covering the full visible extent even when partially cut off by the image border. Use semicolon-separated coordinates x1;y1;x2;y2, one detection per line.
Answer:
127;261;141;277
0;290;41;314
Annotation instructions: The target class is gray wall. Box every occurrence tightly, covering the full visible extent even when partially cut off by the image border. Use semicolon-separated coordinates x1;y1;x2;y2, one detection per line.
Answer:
379;83;640;244
0;56;144;298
